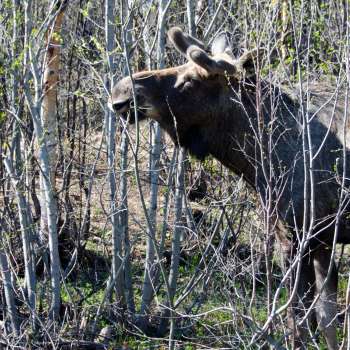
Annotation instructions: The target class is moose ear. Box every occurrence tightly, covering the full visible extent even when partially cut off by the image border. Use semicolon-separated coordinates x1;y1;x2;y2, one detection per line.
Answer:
168;27;205;57
187;45;237;75
211;32;233;57
236;48;266;77
187;45;217;71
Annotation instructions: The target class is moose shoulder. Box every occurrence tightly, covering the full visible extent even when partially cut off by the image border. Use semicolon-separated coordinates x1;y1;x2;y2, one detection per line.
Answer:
112;27;348;349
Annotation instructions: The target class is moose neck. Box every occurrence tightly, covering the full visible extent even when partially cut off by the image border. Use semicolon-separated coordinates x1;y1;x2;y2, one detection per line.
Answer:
184;81;263;188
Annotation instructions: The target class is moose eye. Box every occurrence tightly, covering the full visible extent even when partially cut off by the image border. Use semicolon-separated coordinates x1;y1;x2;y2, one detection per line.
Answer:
179;79;195;91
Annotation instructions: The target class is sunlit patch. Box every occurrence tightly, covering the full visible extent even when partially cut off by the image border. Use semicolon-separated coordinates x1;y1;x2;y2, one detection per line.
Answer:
107;99;114;112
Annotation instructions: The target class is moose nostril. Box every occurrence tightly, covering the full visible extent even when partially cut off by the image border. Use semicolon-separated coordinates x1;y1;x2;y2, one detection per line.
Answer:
113;100;130;113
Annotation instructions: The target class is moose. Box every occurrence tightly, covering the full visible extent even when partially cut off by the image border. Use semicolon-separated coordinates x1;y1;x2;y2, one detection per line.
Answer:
111;27;350;349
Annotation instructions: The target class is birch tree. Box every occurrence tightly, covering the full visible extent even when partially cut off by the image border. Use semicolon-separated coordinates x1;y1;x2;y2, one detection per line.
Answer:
0;229;19;336
118;0;136;314
23;0;67;320
156;1;197;335
105;0;126;310
1;0;37;332
138;0;173;331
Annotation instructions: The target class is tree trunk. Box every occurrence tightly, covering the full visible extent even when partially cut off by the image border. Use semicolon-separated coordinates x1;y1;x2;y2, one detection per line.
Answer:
186;0;195;36
167;148;186;349
40;1;67;232
105;0;126;310
3;158;37;328
139;0;169;330
24;0;67;321
157;148;186;339
0;234;19;336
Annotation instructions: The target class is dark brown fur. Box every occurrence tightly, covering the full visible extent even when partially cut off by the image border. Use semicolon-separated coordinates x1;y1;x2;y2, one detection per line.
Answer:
111;27;348;348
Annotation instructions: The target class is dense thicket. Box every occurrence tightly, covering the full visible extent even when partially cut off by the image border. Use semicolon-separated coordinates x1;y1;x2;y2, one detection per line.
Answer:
0;0;350;348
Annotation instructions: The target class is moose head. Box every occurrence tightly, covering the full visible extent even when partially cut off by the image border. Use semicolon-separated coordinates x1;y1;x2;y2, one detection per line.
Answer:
111;27;261;163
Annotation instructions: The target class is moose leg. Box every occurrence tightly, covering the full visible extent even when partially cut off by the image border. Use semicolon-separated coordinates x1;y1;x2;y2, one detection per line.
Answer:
288;254;316;349
277;232;316;349
313;246;338;350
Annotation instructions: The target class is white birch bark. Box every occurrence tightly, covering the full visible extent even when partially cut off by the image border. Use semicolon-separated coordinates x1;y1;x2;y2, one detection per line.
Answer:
119;0;135;313
40;2;66;236
167;148;186;349
105;0;126;307
157;148;186;339
0;0;36;333
3;157;37;328
139;0;168;326
0;236;19;336
186;0;195;36
120;131;135;313
23;0;63;320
